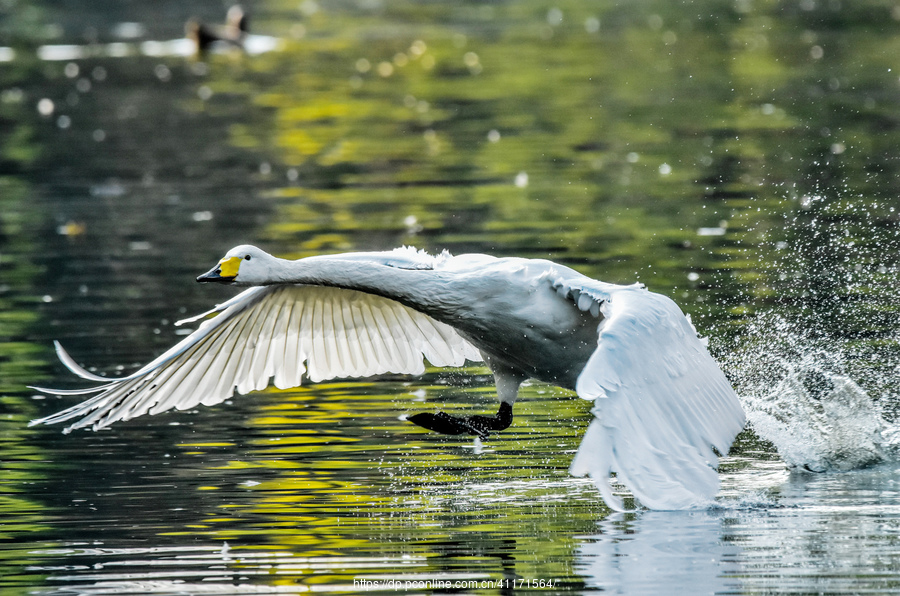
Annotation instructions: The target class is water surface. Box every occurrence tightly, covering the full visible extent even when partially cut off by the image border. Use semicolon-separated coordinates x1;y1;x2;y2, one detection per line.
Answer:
4;1;900;594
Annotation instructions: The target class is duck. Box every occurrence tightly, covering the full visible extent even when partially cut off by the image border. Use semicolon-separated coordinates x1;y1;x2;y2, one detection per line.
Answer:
30;245;746;511
186;5;248;56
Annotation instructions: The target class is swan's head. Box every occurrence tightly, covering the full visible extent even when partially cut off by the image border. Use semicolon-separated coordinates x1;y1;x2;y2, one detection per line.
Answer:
197;245;275;285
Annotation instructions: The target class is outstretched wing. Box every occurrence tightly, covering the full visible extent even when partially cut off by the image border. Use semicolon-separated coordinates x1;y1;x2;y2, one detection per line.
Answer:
30;285;482;433
562;281;745;511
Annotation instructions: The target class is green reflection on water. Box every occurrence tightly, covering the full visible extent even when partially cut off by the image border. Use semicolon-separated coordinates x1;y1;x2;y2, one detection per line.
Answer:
0;46;60;592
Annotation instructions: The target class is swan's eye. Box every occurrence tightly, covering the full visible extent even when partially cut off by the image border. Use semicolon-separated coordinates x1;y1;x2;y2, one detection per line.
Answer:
244;255;252;261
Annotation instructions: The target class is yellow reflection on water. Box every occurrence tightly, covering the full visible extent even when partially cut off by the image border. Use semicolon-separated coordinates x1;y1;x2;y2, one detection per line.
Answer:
163;373;608;572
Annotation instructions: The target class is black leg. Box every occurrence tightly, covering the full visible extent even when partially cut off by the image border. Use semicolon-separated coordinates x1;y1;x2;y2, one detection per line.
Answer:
408;402;513;439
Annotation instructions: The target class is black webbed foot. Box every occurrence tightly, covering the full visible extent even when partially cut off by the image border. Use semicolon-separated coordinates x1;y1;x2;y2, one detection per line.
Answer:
408;402;513;439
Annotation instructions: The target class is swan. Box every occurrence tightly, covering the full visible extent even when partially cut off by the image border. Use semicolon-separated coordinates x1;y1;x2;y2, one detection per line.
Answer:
29;245;746;511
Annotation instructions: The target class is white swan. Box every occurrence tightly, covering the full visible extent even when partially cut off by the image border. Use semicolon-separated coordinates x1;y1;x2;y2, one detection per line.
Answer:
30;245;745;511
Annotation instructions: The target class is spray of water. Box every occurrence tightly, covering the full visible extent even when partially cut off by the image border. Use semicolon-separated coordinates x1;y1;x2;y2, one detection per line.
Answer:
704;177;900;474
721;312;900;471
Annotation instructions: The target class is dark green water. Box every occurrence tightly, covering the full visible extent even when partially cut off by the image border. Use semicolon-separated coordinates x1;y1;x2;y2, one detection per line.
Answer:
4;1;900;594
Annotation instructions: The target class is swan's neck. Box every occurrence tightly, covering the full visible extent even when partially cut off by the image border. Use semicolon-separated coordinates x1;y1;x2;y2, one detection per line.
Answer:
268;255;464;319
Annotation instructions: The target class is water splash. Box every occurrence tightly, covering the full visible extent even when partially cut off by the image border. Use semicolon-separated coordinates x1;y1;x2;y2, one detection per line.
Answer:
744;365;887;471
724;314;900;472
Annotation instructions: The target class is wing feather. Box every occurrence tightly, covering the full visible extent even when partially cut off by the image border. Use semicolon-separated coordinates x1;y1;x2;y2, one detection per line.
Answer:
357;299;394;375
351;298;378;377
246;289;282;391
365;300;397;372
567;283;745;511
255;287;294;387
340;298;365;376
31;285;482;432
180;316;246;405
218;294;266;397
277;296;303;389
330;295;354;378
410;311;446;365
382;303;421;374
96;377;154;423
307;293;328;382
320;294;340;379
296;289;317;382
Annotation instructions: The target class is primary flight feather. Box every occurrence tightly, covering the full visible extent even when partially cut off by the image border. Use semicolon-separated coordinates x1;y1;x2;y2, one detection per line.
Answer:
30;245;745;511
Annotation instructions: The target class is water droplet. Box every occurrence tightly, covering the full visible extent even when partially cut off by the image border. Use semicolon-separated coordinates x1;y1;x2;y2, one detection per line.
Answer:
377;61;394;77
154;64;171;82
37;98;54;116
547;7;563;26
409;40;427;56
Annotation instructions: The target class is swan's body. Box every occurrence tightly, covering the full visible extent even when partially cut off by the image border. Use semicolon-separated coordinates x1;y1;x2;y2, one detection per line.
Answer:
30;246;745;511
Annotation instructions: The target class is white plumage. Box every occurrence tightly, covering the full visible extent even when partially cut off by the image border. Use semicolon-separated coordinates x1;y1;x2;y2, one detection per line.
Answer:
30;245;745;511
